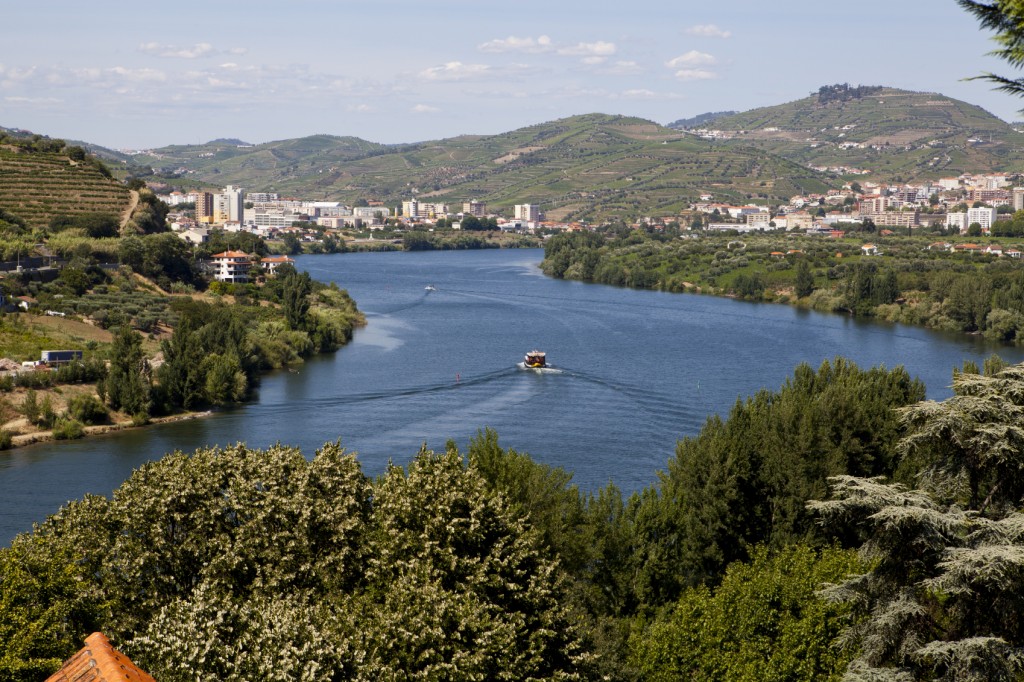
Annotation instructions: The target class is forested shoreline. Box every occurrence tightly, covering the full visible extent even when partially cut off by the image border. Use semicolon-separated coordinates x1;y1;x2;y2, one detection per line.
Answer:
542;229;1024;345
6;354;1024;679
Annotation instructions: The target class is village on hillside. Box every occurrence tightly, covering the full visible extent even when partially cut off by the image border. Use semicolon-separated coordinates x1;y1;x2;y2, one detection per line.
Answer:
154;170;1024;253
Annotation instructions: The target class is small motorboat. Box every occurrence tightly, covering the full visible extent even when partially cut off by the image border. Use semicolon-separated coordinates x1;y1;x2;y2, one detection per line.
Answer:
424;284;436;291
524;350;546;368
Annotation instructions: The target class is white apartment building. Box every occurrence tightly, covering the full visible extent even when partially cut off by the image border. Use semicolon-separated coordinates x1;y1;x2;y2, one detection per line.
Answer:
210;250;252;283
946;212;969;233
514;204;541;221
967;206;998;233
353;206;391;220
214;185;245;224
402;199;448;218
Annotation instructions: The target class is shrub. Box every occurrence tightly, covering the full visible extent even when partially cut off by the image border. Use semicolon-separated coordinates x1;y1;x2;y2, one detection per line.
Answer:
66;394;108;425
52;418;85;440
0;429;12;450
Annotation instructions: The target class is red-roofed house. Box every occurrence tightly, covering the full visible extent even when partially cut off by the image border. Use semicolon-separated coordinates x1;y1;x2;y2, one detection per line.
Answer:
261;255;296;275
45;632;155;682
211;250;252;283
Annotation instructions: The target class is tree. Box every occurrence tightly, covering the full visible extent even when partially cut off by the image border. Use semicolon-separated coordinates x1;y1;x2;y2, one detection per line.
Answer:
0;441;593;680
959;0;1024;185
810;361;1024;679
629;545;861;681
282;270;312;331
795;258;815;298
103;326;150;416
961;0;1024;99
281;233;302;255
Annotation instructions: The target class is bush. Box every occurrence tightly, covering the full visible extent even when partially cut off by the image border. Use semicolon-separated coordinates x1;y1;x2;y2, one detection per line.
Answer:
0;429;12;450
66;394;108;425
52;419;85;440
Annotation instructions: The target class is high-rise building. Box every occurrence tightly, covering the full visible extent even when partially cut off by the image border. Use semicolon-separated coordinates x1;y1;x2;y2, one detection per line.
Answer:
966;206;997;234
214;185;245;224
1013;187;1024;212
514;204;540;221
195;192;215;224
463;200;486;217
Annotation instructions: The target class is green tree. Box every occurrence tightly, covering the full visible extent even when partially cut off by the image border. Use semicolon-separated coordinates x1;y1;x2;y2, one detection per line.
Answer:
630;545;861;681
795;258;815;297
0;441;592;680
632;358;924;602
103;326;150;416
282;270;312;331
961;0;1024;98
281;233;302;255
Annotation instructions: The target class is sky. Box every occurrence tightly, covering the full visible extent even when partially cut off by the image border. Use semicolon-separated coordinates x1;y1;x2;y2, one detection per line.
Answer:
1;0;1021;151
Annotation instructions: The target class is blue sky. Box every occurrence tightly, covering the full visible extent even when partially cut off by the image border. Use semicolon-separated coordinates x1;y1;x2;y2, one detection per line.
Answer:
1;0;1019;150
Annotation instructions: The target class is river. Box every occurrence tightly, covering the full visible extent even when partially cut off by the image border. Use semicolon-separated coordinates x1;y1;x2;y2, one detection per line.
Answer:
2;248;1021;545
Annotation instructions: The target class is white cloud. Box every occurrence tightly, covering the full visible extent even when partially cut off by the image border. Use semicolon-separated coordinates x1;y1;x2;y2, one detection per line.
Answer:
601;60;643;75
622;89;657;98
619;89;683;100
557;41;617;57
478;35;552;53
674;69;717;80
5;96;62;104
581;56;607;66
106;67;168;83
666;50;717;68
0;65;37;83
685;24;731;39
138;42;216;59
347;103;374;113
412;104;440;114
420;61;491;81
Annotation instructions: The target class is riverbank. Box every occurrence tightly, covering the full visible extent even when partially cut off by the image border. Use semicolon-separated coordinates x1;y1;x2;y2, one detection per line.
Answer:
9;409;212;449
541;230;1024;346
0;266;364;452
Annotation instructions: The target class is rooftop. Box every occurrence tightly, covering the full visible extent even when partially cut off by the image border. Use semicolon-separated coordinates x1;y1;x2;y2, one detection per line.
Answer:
45;632;156;682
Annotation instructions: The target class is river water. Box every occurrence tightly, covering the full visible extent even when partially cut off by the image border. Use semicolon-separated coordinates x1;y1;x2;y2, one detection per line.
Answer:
2;248;1021;544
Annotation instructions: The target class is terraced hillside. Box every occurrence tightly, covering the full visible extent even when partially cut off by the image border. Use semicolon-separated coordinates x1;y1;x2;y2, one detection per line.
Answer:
672;85;1024;180
0;144;130;228
128;115;832;222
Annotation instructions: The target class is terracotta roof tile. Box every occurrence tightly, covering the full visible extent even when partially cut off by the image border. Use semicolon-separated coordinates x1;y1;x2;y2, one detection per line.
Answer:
45;632;156;682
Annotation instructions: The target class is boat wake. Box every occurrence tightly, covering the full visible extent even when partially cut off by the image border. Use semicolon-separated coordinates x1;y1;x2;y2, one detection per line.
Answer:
517;362;562;374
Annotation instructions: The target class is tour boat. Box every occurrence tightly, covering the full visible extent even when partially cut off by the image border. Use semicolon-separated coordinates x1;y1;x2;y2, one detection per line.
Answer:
523;350;546;368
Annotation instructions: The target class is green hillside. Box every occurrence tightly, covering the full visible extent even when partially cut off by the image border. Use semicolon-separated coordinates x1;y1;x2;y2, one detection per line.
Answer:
127;115;832;222
674;85;1024;180
0;139;130;229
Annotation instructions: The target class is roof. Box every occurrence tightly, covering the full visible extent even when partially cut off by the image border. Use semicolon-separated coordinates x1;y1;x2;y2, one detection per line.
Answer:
45;632;156;682
211;250;250;258
261;255;295;263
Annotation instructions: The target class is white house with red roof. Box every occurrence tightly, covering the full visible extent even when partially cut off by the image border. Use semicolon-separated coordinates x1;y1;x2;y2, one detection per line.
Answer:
211;250;252;283
260;255;295;275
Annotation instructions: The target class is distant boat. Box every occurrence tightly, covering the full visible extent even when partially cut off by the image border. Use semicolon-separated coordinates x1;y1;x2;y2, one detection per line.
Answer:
523;350;546;368
424;284;436;291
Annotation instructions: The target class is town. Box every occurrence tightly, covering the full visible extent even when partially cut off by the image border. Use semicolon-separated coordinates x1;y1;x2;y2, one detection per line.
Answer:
152;169;1024;271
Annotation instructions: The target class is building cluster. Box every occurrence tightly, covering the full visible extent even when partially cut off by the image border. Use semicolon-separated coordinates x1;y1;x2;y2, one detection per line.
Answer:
687;172;1023;236
160;184;562;248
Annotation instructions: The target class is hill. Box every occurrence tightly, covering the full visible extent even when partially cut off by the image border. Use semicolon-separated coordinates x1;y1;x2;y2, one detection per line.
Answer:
666;111;738;129
678;84;1024;179
0;137;131;229
125;115;831;222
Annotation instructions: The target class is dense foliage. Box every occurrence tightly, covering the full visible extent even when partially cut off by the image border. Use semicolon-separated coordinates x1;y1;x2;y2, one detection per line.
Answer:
0;443;591;681
543;230;1024;343
10;354;1024;678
